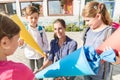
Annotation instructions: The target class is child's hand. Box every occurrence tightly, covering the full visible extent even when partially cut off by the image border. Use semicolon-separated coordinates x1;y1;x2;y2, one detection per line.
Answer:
18;39;24;46
112;52;120;65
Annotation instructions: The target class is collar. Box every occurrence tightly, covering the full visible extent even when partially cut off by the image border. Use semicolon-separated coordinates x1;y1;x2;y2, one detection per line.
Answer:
55;36;70;45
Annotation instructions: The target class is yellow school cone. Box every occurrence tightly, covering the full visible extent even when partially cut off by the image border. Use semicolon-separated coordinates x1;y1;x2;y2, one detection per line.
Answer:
11;15;46;57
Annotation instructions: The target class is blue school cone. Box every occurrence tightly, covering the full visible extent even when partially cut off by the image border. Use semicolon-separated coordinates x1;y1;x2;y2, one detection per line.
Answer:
35;46;116;79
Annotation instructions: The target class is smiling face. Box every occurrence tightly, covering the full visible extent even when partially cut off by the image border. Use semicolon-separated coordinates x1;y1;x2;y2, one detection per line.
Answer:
26;12;39;28
54;22;66;39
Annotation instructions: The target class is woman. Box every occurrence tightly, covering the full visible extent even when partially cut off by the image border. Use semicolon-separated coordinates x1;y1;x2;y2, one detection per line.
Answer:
37;19;77;80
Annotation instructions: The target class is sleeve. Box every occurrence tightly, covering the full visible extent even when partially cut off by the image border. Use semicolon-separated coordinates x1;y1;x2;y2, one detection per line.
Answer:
42;28;49;53
48;40;55;62
68;40;77;54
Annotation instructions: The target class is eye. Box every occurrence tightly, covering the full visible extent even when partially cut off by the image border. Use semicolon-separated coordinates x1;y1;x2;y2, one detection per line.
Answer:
30;17;33;19
54;28;56;31
35;17;38;19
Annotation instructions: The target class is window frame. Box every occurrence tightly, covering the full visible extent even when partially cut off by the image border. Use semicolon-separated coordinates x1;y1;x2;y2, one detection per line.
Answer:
47;0;73;16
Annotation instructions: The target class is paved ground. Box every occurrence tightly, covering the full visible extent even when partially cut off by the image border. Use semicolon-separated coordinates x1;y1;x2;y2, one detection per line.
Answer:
8;32;120;80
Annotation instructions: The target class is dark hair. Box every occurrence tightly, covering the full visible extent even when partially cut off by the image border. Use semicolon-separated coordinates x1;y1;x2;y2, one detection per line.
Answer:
0;14;20;40
53;19;66;28
23;5;39;16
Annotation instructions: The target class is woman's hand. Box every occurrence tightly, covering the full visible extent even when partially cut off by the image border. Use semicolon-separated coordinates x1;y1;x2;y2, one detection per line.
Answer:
34;68;42;74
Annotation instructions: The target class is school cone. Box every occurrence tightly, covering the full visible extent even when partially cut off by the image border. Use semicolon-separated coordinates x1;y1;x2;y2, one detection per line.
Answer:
97;27;120;55
11;15;46;57
35;46;115;79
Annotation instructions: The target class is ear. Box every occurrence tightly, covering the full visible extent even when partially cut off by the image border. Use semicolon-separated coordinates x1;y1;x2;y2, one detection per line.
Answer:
96;13;101;20
0;36;10;49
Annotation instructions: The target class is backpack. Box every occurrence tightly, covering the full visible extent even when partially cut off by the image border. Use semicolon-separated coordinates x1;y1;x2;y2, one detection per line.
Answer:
112;22;120;29
37;26;43;38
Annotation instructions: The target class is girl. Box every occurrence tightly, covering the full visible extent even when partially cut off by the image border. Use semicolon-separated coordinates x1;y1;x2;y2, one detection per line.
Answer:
0;14;34;80
82;1;115;80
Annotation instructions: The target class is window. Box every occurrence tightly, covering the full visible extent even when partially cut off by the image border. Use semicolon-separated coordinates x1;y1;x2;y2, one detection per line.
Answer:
97;0;115;17
98;0;114;1
32;2;43;16
0;3;16;15
20;1;43;16
104;2;115;17
48;0;73;16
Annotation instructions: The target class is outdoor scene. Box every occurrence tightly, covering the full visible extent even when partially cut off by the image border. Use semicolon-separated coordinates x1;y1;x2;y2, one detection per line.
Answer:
0;0;120;80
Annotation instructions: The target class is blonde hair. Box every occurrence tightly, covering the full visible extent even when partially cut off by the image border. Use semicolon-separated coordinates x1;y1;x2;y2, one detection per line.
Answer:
22;5;39;16
82;1;112;25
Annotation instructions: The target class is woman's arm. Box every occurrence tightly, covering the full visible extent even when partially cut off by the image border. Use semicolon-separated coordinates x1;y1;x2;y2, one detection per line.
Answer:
35;59;52;73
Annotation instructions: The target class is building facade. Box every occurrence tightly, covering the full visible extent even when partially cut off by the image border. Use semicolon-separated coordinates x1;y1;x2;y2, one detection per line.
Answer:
0;0;119;27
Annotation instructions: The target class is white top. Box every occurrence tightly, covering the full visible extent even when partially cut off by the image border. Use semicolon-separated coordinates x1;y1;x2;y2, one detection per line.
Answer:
24;25;48;59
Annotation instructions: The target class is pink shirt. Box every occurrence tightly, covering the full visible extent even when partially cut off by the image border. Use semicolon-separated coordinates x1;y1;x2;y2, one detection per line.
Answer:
0;61;35;80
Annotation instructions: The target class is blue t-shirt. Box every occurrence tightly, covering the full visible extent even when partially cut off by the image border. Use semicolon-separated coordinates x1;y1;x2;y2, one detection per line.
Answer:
48;36;77;62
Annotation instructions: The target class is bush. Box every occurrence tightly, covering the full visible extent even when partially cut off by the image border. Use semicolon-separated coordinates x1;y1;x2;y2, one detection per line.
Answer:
45;23;86;32
45;25;54;32
66;23;80;32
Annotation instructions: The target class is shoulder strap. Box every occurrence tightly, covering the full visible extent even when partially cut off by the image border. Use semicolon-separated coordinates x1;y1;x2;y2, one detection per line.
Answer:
38;26;43;31
104;27;116;40
83;27;90;45
38;26;43;38
38;26;44;44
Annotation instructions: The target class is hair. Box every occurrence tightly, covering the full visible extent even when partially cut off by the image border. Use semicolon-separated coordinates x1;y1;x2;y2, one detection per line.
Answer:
82;1;112;25
22;5;39;16
53;19;66;28
0;14;20;40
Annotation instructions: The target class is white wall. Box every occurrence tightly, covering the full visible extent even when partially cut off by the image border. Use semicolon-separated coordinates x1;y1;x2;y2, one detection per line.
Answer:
113;0;120;22
73;0;85;16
